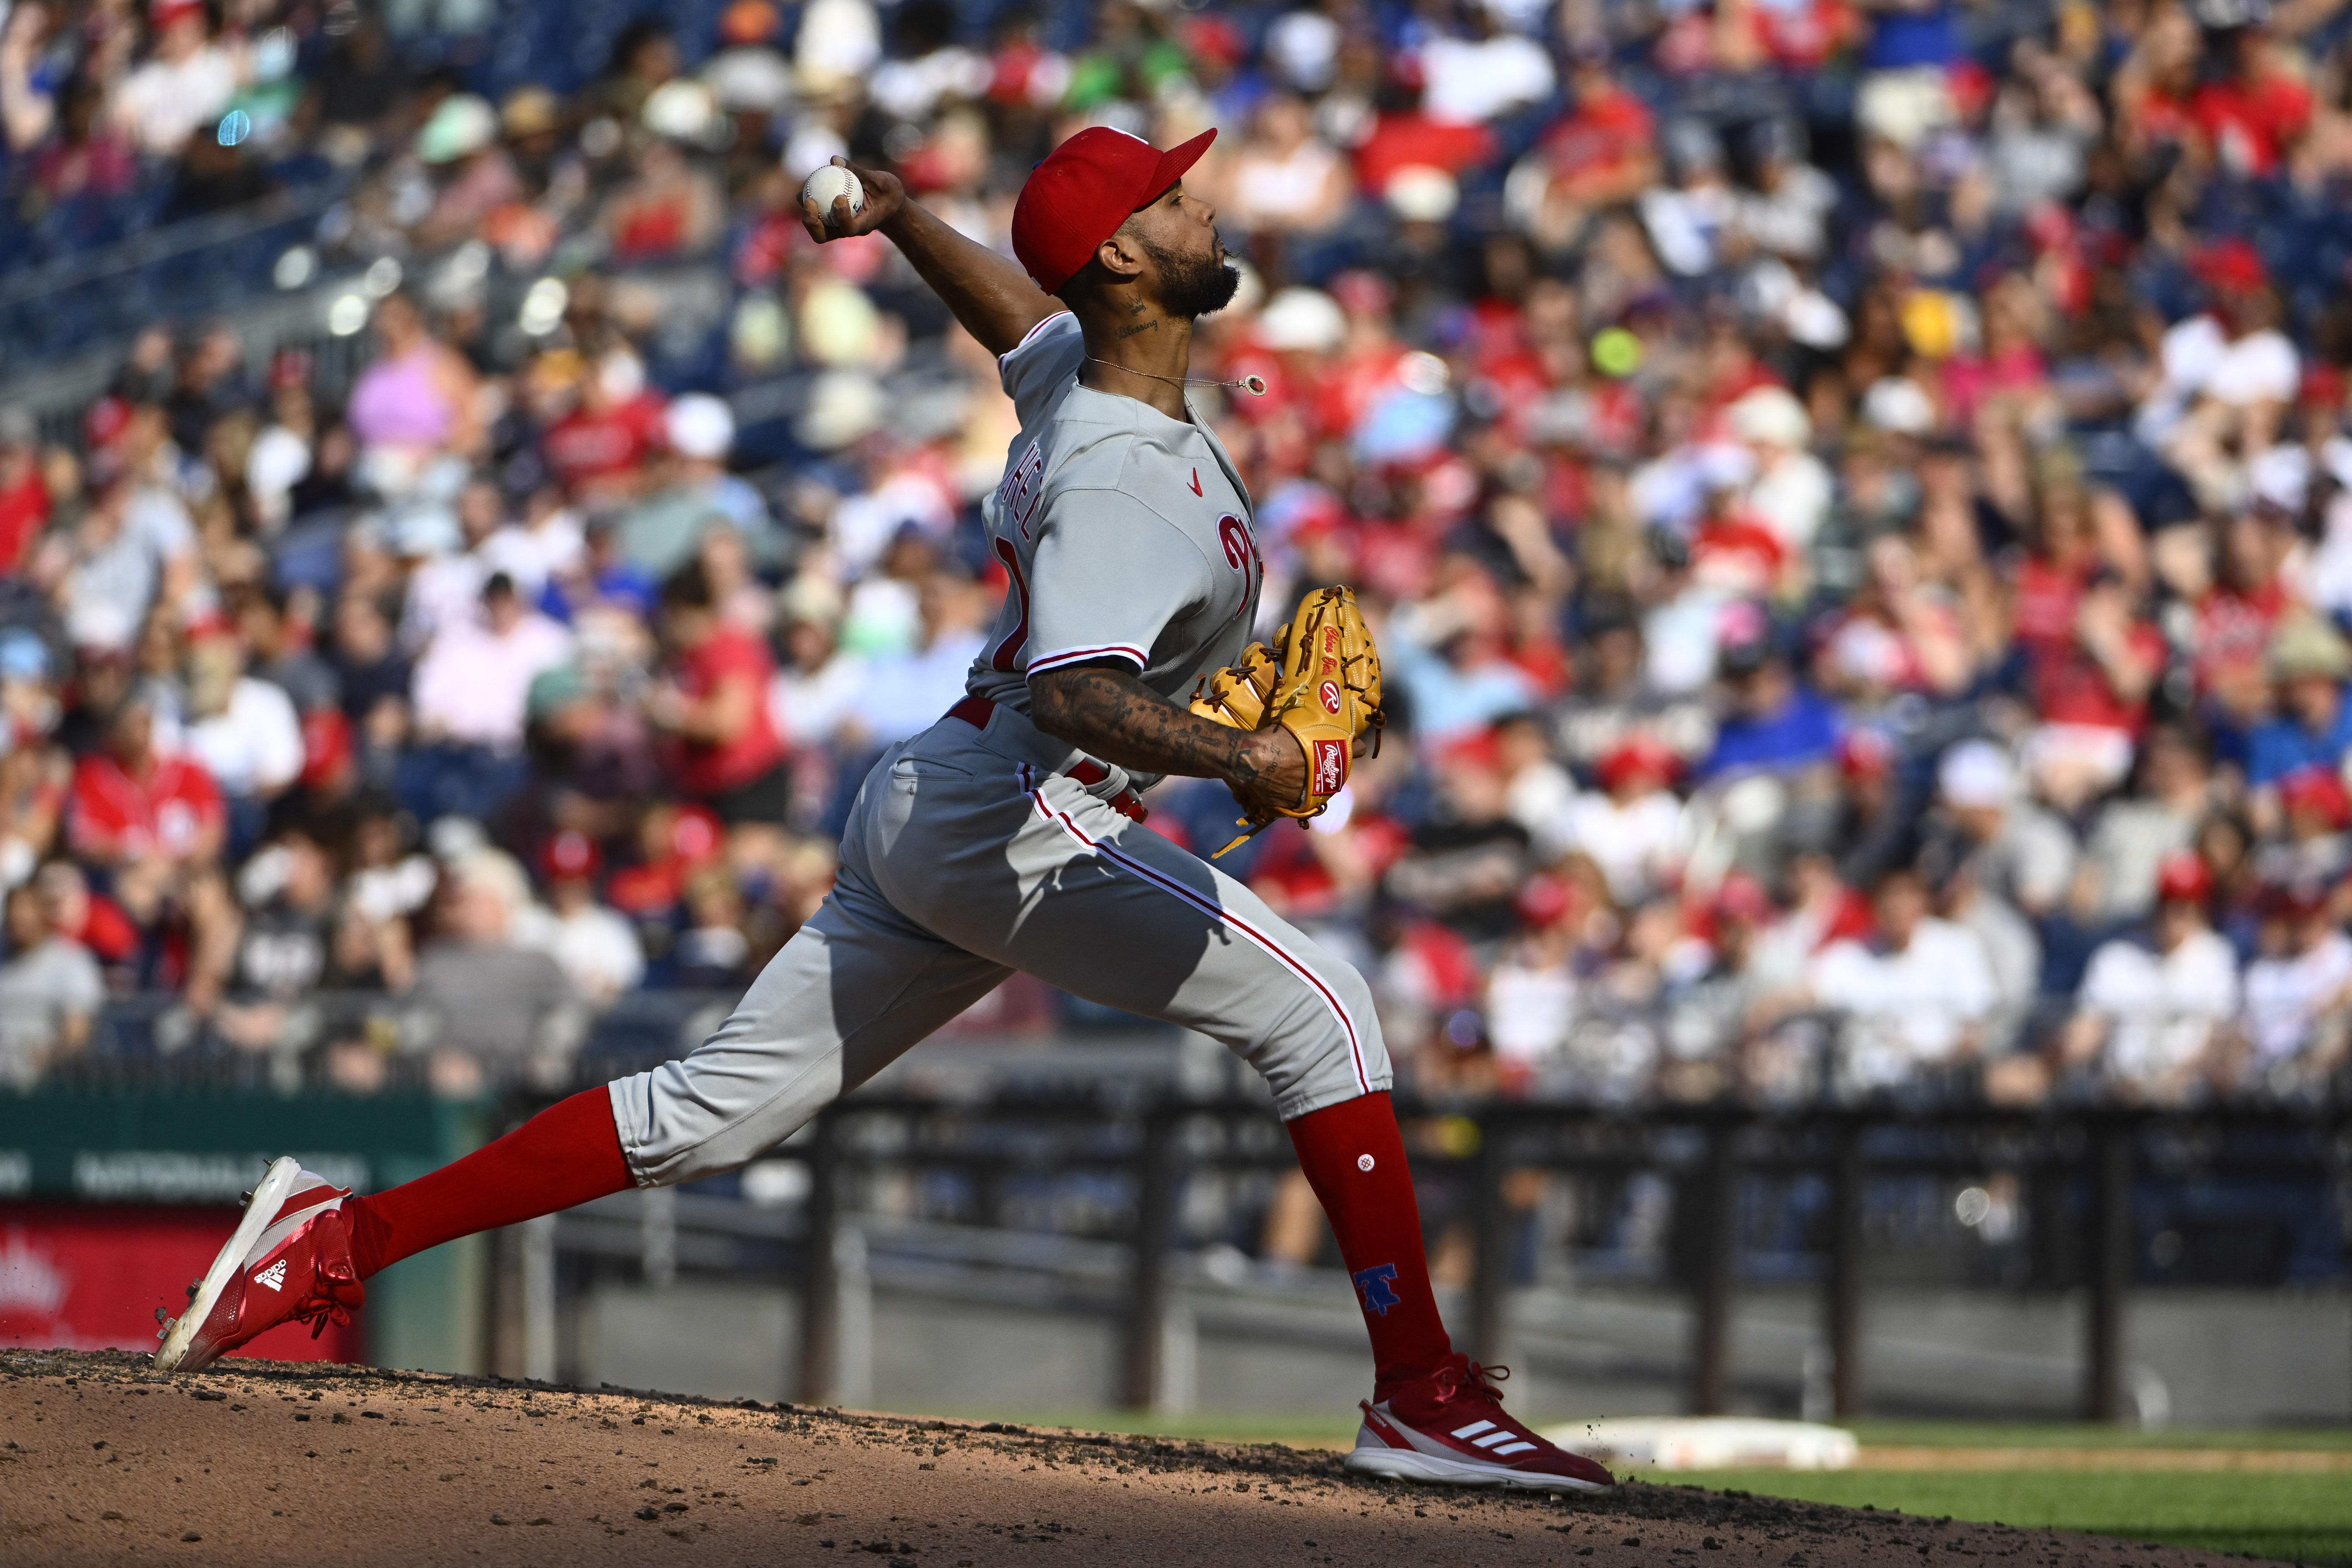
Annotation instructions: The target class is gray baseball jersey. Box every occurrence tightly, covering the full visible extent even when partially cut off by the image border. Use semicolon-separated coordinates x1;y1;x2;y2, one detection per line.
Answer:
967;312;1264;779
607;310;1389;1190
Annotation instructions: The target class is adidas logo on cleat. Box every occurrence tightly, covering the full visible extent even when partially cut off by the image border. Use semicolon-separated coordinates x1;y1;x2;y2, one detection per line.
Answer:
254;1261;289;1292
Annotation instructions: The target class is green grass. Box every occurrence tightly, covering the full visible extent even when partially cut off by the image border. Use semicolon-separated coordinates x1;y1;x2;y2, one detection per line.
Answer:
927;1412;2352;1565
1838;1421;2352;1452
1681;1467;2352;1567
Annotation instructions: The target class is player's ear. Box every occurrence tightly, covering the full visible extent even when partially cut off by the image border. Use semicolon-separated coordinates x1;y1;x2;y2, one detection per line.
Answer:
1094;224;1147;282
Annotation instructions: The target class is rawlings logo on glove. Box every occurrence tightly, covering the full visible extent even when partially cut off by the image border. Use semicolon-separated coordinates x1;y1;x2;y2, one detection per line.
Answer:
1188;585;1384;857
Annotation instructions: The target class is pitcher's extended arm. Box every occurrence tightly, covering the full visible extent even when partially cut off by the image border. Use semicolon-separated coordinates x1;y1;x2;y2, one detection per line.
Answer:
799;157;1061;358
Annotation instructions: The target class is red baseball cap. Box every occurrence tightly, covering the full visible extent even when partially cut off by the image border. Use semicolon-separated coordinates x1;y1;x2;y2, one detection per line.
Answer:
1010;126;1218;295
2154;850;2212;906
2279;766;2352;830
1598;732;1678;792
2191;238;2266;295
543;828;603;883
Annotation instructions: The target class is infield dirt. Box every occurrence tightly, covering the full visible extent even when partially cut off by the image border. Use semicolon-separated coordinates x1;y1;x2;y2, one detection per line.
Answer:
1;1349;2287;1567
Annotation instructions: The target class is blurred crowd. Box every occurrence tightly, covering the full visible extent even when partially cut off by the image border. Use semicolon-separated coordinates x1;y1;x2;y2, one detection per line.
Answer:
5;0;2352;1112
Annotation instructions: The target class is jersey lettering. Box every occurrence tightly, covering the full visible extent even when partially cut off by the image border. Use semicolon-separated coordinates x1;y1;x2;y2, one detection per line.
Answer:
1216;513;1261;611
996;439;1045;539
990;536;1032;672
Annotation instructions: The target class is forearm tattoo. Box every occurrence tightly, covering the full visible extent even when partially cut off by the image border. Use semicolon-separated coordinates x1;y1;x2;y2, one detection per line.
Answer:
1030;666;1253;783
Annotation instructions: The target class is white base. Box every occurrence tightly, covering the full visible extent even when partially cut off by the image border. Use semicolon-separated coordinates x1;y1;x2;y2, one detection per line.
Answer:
1543;1416;1858;1472
1344;1434;1613;1493
154;1156;302;1374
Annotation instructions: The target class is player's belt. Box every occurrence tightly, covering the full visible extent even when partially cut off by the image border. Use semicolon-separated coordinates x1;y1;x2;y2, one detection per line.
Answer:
945;697;1148;823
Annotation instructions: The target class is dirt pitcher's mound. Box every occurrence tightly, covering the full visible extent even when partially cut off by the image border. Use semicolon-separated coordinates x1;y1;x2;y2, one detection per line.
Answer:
1;1350;2281;1568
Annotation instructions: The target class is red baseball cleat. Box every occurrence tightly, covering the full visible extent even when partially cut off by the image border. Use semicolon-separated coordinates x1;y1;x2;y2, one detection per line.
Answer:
154;1158;365;1375
1344;1355;1615;1492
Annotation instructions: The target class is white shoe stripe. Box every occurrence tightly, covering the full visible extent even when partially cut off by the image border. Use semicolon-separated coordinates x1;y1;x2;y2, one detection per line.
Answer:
1471;1430;1515;1449
1449;1420;1497;1440
1031;791;1372;1095
1491;1442;1538;1455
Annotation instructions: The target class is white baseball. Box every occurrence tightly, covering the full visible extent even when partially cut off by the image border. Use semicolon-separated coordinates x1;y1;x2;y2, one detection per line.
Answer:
803;164;865;227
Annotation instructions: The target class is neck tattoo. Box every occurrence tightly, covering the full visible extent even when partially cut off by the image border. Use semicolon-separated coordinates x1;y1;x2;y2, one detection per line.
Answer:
1084;357;1268;397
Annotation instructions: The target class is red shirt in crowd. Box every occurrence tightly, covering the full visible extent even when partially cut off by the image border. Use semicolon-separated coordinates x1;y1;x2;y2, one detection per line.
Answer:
66;752;225;864
2009;555;2166;730
2191;71;2312;177
0;460;50;574
544;393;667;494
1536;82;1654;194
2194;579;2290;699
1355;113;1497;195
668;626;787;798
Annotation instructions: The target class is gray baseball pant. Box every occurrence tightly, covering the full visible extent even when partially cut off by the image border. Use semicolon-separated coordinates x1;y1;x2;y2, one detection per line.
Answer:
608;710;1392;1187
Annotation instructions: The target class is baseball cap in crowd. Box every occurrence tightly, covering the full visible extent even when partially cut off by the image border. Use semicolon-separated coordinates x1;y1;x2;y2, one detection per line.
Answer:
719;0;780;43
416;94;497;165
1838;728;1895;780
2190;238;2268;295
1010;126;1218;295
2260;879;2328;920
501;86;562;140
2267;612;2352;682
1256;288;1346;352
2154;850;2213;906
1861;376;1936;435
1598;732;1678;793
2278;766;2352;830
542;829;603;883
665;393;735;461
1514;872;1572;929
1715;596;1773;675
1938;739;2016;811
1728;385;1810;449
1712;872;1774;925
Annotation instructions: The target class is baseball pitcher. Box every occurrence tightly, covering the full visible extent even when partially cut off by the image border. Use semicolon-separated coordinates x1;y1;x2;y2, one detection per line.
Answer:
153;127;1611;1494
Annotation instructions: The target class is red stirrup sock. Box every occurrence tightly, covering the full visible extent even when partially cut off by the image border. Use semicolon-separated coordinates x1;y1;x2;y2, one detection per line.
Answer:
1285;1090;1454;1390
344;1087;635;1279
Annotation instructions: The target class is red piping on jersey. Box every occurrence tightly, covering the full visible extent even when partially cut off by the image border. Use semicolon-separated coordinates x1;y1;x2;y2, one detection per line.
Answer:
1028;788;1372;1096
996;310;1073;372
990;538;1032;672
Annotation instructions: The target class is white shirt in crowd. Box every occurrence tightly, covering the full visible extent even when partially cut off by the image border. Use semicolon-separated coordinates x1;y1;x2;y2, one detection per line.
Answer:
2158;314;2299;408
1420;32;1555;125
2077;928;2240;1085
516;900;645;1004
770;651;871;750
111;44;241;155
1809;917;1997;1089
1746;448;1833;554
409;612;573;750
182;677;304;798
1486;951;1578;1066
1548;790;1690;905
2241;930;2352;1065
479;516;587;599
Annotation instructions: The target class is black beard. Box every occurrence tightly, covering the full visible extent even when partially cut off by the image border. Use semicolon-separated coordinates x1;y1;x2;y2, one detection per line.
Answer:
1143;231;1241;320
